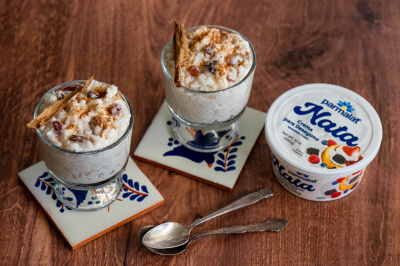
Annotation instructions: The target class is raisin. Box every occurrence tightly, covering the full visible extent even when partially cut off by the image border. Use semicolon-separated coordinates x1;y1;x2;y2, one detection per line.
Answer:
204;45;215;56
87;91;101;99
52;121;64;134
61;84;82;91
226;55;237;65
205;61;216;74
109;103;122;116
186;32;193;40
227;67;237;82
70;135;83;142
306;147;319;156
189;66;201;77
57;91;65;100
90;116;103;135
332;154;346;164
69;135;94;144
245;52;250;60
220;32;229;39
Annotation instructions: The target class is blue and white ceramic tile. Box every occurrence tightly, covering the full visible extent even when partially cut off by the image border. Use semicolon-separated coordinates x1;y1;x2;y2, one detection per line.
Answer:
18;157;164;250
134;100;266;190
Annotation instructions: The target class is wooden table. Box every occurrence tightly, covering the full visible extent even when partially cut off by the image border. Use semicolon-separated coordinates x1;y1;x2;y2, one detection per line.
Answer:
1;0;399;265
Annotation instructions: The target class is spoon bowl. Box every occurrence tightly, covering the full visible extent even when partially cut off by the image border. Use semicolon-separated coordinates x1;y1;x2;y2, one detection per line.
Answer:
141;222;190;249
139;225;190;255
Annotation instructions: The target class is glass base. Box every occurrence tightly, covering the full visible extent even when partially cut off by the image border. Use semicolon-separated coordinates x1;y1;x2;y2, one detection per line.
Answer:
54;175;122;211
172;119;239;153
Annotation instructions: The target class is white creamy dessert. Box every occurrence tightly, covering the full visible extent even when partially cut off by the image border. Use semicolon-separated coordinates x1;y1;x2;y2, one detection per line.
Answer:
39;80;131;152
35;80;133;185
163;26;255;125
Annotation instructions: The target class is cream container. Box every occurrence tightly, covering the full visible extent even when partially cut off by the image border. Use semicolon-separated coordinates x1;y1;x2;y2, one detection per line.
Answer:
265;84;382;201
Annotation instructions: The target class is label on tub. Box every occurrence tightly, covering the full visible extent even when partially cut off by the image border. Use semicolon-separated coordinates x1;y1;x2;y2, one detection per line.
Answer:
278;96;370;169
271;153;365;200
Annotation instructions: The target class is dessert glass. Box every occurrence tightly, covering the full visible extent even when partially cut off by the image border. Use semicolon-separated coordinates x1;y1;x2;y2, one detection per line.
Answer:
161;25;257;152
34;80;134;211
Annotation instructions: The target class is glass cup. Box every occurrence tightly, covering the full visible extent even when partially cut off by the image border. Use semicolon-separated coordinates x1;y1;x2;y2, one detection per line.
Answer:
34;80;134;211
161;25;257;152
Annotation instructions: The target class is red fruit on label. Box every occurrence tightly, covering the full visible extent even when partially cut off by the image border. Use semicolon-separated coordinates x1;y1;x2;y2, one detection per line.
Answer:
331;192;342;198
308;154;320;164
327;140;337;146
336;177;345;183
342;146;360;156
346;155;363;166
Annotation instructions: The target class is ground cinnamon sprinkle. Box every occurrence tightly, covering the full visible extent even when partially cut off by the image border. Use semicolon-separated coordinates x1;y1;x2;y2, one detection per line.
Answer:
173;19;188;87
27;76;94;129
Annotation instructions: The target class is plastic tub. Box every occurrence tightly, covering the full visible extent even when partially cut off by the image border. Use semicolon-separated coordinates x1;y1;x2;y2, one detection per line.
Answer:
265;84;382;201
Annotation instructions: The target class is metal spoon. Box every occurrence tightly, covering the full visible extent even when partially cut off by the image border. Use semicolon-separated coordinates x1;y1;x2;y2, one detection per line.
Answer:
141;188;274;249
139;218;288;255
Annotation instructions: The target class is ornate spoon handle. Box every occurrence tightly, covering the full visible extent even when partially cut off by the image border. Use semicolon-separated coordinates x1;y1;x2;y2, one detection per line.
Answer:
191;218;288;241
190;188;274;228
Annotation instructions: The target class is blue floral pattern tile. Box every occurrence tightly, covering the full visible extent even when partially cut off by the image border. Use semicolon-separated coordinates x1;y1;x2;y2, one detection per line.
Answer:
214;137;245;172
134;100;267;190
18;158;164;250
34;172;71;213
163;119;245;173
121;174;149;202
33;171;152;213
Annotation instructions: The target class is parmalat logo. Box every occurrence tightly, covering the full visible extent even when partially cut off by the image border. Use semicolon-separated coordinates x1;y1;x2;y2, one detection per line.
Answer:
337;100;355;113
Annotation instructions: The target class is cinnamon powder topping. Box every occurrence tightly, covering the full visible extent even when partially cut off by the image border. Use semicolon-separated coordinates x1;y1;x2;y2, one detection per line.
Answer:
27;77;94;129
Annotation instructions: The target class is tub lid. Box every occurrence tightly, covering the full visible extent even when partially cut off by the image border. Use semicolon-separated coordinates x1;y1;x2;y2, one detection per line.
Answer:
265;83;382;176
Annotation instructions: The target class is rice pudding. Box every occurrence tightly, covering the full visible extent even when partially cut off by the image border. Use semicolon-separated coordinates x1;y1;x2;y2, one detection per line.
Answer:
162;25;256;125
38;79;131;152
31;79;133;185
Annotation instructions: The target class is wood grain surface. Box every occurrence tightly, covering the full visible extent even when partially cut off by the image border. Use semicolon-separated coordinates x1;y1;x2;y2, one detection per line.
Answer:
1;0;399;265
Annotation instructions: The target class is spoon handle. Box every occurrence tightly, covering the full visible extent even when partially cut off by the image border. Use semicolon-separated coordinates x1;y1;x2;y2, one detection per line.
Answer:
191;218;288;241
190;188;274;228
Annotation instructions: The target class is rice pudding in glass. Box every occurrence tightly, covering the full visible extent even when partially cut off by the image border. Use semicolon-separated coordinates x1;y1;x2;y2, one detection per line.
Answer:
32;79;133;210
161;25;256;152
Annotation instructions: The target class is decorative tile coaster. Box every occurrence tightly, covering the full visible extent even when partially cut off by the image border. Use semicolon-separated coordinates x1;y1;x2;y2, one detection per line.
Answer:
18;157;164;250
134;100;266;190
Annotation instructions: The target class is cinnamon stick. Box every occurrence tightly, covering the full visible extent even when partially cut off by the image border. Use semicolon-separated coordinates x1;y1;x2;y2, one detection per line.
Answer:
27;76;94;129
173;19;188;87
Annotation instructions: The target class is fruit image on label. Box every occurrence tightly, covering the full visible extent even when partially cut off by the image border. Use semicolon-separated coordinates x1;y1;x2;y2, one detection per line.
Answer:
327;140;337;147
321;170;363;199
307;140;363;169
321;144;344;168
308;154;320;164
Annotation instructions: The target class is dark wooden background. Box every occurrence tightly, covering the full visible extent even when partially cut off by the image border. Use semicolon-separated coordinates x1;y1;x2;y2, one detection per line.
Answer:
1;0;399;265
